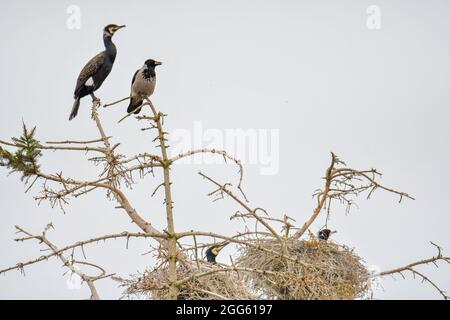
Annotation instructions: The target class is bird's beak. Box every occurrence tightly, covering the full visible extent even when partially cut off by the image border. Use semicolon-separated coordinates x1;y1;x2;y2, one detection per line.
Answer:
217;242;229;252
154;60;163;66
116;25;126;31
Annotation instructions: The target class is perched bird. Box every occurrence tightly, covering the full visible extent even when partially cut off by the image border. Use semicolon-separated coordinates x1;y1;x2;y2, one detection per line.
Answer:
127;59;162;114
318;229;332;241
205;242;229;264
69;24;126;120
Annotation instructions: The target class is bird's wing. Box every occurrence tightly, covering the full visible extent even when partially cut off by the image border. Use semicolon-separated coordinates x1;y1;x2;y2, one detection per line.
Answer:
127;69;142;113
74;52;105;95
130;69;140;90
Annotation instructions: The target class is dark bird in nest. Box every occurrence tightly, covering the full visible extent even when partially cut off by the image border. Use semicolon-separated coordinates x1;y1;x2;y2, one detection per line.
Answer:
318;229;332;241
69;24;126;120
127;59;162;114
205;242;229;264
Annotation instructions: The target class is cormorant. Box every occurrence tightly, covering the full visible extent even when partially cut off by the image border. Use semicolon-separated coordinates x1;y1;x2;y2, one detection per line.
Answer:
205;242;229;264
69;24;126;120
318;229;332;241
127;59;162;114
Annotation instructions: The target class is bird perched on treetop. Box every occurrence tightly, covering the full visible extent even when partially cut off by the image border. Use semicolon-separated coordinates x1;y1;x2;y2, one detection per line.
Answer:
127;59;162;114
318;229;332;241
205;242;229;264
69;24;126;120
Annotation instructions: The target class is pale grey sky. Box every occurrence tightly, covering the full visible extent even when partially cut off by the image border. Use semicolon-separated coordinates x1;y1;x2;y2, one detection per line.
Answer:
1;0;450;299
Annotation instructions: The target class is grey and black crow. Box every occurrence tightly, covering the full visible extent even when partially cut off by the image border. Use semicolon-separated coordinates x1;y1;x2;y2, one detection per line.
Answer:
69;24;125;120
318;229;332;241
127;59;162;114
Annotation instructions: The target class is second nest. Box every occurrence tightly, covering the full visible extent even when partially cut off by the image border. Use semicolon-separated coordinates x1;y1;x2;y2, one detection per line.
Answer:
236;237;371;300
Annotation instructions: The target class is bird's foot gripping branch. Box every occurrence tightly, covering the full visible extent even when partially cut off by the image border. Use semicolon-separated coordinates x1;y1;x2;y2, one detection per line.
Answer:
1;98;450;300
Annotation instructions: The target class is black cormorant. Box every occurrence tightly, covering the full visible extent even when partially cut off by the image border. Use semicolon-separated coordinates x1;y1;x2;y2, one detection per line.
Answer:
127;59;162;114
205;242;229;264
318;229;332;241
69;24;125;120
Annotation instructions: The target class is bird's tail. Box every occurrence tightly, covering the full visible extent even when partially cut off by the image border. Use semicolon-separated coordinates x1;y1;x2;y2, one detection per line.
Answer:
69;97;81;120
127;98;144;115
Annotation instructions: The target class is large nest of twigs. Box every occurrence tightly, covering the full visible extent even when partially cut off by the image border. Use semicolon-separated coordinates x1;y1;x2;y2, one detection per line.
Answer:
236;237;371;300
123;258;255;300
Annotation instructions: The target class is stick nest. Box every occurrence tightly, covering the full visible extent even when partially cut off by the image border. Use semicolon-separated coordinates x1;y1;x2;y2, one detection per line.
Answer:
123;258;255;300
236;237;371;300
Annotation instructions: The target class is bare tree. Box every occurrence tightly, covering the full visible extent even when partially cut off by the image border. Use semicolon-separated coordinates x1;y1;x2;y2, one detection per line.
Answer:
1;97;449;300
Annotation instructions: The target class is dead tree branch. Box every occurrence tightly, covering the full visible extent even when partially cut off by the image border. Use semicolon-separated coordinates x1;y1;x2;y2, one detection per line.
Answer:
11;224;112;300
294;152;414;239
375;242;450;300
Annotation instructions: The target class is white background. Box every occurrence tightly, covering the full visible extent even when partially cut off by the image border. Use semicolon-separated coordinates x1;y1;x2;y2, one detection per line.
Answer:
0;0;449;299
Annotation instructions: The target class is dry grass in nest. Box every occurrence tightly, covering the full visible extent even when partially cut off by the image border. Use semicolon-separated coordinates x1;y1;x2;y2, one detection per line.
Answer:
123;258;255;300
236;237;371;300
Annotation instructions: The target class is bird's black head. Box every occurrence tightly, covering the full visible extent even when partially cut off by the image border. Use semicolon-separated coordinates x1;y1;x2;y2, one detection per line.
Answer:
103;24;126;37
144;59;163;68
318;229;332;241
205;242;229;263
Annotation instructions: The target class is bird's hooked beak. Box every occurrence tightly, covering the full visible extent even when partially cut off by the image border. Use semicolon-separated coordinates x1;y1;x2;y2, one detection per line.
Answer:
114;25;126;32
216;241;229;253
154;60;163;66
210;241;229;256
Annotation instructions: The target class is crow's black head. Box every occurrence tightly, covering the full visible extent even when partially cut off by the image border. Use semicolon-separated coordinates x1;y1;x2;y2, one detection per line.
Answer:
145;59;163;68
318;229;332;241
205;242;229;263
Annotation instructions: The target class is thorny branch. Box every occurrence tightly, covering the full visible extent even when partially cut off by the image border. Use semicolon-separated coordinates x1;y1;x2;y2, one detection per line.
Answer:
294;152;414;239
1;96;448;300
374;242;450;300
12;224;112;300
140;97;179;299
171;149;247;200
0;97;251;299
198;171;289;256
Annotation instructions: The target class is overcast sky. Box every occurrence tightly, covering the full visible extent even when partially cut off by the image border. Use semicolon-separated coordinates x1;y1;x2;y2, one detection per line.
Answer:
1;0;450;299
